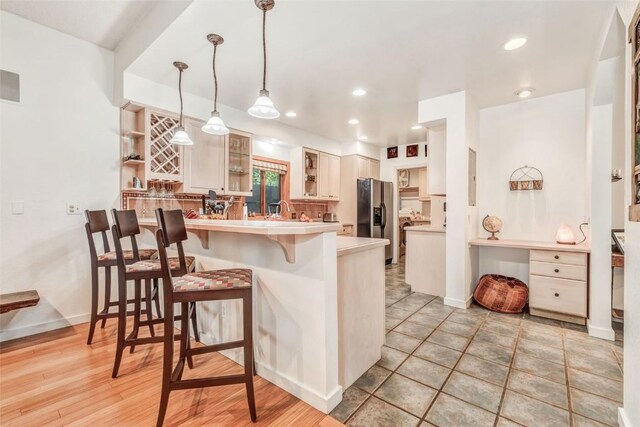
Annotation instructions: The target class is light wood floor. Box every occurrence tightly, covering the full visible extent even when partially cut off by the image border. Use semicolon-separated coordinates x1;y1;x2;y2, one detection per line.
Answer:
0;322;344;426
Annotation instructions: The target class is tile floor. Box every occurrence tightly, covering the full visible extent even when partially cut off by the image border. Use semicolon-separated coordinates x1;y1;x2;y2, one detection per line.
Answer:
330;262;624;427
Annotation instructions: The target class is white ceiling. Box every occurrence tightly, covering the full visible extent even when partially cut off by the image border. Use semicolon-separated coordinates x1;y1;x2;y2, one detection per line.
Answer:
3;0;615;146
0;0;159;50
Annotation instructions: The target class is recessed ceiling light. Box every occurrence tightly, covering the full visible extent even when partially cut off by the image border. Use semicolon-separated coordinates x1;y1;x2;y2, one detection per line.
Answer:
503;37;527;51
358;136;368;141
352;88;367;96
285;111;297;117
348;118;359;125
269;138;283;144
411;125;424;130
515;88;534;98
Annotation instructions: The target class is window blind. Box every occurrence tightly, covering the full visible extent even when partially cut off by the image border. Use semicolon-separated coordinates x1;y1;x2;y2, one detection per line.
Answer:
253;160;287;175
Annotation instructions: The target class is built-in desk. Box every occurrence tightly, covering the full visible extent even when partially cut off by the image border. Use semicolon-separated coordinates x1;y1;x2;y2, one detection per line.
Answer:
470;238;591;325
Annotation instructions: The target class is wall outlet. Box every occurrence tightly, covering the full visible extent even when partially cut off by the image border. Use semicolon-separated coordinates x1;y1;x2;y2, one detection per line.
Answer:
66;202;82;215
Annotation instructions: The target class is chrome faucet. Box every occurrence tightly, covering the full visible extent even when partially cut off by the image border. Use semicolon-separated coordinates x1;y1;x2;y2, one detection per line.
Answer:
268;200;291;218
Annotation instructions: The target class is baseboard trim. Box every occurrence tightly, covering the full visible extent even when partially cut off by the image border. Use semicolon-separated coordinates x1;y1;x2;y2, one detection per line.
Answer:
618;407;631;427
0;313;90;342
444;295;472;309
255;360;343;413
587;321;615;341
201;332;343;414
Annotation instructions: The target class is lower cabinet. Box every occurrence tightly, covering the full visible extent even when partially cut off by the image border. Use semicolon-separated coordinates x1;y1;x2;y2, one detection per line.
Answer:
528;249;588;324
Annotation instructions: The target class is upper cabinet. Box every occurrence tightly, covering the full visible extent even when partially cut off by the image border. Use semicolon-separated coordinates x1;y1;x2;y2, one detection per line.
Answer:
225;129;253;197
120;101;253;197
318;152;341;200
291;147;340;200
183;119;225;194
145;109;184;183
427;128;446;195
357;156;380;180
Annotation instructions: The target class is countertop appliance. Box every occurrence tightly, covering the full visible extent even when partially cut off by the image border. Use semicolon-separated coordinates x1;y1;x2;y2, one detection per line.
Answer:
357;178;394;264
323;213;339;223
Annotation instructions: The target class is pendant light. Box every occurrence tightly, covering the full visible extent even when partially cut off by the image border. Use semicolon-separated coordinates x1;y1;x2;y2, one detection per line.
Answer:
202;34;230;135
169;61;193;145
248;0;280;119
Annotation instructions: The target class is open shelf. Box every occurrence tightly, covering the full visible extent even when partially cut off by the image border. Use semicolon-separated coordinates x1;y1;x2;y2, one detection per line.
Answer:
123;159;145;166
122;130;145;138
122;187;146;192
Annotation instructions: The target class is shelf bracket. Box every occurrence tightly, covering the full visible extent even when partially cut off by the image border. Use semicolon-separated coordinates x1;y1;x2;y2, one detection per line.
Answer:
266;235;296;263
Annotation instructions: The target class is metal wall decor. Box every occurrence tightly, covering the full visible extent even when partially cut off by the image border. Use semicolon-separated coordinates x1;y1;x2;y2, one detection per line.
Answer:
509;165;543;191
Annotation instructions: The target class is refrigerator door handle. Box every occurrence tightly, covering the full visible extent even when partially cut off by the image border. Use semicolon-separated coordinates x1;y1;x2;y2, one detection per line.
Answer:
380;202;387;230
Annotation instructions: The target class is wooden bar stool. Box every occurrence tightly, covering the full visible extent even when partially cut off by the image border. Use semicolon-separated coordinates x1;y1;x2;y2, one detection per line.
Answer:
84;209;158;344
154;208;256;426
110;209;199;378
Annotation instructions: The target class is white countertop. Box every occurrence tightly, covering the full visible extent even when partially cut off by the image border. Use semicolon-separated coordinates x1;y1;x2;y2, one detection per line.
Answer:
138;218;342;236
405;225;446;233
337;236;390;256
469;238;591;253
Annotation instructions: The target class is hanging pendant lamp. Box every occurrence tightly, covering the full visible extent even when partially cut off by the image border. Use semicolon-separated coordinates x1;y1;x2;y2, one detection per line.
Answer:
248;0;280;119
202;34;230;135
169;61;194;145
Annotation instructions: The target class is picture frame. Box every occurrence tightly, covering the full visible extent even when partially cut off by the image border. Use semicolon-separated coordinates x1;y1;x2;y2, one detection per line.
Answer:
611;229;625;254
406;144;418;158
387;146;398;159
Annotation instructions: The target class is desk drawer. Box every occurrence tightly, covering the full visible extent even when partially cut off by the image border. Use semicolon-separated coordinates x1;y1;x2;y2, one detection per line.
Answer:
529;275;587;317
530;250;587;266
530;261;587;281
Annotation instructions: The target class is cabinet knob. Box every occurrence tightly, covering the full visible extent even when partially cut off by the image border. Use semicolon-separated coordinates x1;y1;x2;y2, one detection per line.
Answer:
554;269;560;273
554;292;560;297
554;255;559;260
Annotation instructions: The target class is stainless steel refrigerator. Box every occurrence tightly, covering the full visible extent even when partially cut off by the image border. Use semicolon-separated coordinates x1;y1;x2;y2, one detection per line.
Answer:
357;178;394;264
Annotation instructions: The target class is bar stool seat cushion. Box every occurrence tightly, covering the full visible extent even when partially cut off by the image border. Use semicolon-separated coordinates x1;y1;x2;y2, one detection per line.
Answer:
173;269;253;292
98;249;157;262
126;256;196;273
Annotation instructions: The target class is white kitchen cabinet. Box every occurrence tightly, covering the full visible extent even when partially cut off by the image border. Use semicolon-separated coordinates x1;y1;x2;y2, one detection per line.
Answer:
418;167;429;200
318;153;331;199
427;127;446;195
329;155;341;199
225;129;253;197
357;156;369;179
291;147;339;200
183;119;226;194
370;160;380;179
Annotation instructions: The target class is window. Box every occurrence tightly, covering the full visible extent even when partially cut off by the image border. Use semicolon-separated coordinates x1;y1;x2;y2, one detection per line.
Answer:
245;157;288;216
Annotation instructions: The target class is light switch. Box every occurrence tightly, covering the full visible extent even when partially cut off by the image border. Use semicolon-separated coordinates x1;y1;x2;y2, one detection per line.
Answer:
66;202;82;215
11;201;24;215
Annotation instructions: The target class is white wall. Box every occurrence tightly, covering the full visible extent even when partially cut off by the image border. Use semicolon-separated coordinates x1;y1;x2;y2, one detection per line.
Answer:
123;73;342;161
418;91;476;308
478;89;587;241
0;12;120;340
341;141;381;160
476;90;586;283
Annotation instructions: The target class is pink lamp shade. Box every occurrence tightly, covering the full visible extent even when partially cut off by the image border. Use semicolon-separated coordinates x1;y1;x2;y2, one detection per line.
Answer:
556;223;576;245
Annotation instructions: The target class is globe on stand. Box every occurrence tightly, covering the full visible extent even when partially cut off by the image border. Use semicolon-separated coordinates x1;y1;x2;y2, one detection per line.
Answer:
482;215;503;240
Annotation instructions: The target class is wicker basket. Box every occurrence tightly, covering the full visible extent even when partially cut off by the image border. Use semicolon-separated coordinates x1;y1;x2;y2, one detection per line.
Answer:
473;274;529;314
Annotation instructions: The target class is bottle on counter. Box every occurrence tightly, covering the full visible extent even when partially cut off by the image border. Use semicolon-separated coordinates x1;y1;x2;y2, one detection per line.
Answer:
242;203;248;221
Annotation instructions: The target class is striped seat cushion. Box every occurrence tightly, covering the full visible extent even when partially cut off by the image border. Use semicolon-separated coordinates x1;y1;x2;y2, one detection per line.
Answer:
98;249;157;262
173;269;253;292
126;256;196;273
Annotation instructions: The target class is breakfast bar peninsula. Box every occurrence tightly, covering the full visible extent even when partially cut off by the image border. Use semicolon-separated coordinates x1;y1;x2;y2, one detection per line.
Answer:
138;218;388;413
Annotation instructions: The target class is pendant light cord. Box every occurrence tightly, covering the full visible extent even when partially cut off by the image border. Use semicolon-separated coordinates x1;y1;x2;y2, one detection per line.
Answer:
262;8;267;91
213;43;219;113
178;68;184;126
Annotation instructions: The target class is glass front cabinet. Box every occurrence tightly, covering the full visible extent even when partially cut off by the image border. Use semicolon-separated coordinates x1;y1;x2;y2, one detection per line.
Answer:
225;129;253;197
